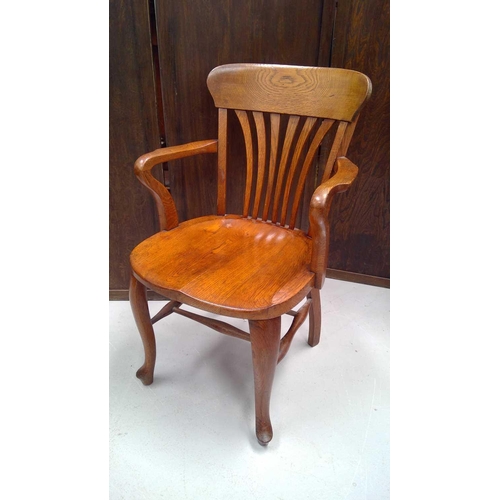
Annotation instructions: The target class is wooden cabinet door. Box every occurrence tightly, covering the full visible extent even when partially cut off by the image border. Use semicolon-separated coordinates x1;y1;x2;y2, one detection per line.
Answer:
109;0;161;293
328;0;390;279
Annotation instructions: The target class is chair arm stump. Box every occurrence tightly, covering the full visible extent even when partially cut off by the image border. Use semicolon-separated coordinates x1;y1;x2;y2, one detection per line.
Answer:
134;139;218;230
309;157;359;288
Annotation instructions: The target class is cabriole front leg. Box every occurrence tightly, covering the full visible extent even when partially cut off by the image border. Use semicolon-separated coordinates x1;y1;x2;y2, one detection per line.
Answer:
129;274;156;385
249;316;281;446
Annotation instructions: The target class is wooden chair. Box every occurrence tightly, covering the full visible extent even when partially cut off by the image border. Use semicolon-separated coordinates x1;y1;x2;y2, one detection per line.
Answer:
129;63;371;445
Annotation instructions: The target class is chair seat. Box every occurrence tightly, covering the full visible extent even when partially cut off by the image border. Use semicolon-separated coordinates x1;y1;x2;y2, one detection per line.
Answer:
130;215;315;319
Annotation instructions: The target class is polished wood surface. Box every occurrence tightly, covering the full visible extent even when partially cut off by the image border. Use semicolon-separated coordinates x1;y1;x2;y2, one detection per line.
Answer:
309;157;360;288
216;108;228;216
207;64;371;121
249;317;281;445
307;288;322;347
129;63;368;444
150;300;181;324
129;274;156;386
172;306;250;342
278;299;311;363
210;64;370;232
131;216;315;319
134;140;218;230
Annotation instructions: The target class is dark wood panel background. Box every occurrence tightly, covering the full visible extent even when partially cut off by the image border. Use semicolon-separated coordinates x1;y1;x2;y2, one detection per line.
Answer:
109;0;390;293
155;0;329;224
109;0;161;290
329;0;390;277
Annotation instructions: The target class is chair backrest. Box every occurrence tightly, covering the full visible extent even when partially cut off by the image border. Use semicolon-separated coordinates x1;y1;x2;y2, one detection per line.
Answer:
207;63;371;229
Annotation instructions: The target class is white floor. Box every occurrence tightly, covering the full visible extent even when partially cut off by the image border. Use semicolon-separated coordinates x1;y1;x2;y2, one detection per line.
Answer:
109;279;389;500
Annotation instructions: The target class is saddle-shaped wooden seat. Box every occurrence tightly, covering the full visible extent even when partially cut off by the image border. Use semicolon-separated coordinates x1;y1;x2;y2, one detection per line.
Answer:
131;215;314;319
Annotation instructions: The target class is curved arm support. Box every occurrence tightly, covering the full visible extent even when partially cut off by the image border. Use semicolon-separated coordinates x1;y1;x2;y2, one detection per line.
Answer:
309;156;359;288
134;139;218;230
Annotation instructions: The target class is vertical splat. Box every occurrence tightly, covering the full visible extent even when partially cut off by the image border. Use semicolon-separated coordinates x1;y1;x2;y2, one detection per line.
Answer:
272;115;300;223
231;110;357;229
262;113;280;221
289;119;335;229
279;117;317;226
208;64;371;227
217;108;228;215
252;111;267;219
234;110;254;218
321;120;348;183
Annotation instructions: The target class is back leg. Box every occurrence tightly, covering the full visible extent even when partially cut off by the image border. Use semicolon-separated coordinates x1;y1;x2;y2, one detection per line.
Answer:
308;288;321;347
129;274;156;385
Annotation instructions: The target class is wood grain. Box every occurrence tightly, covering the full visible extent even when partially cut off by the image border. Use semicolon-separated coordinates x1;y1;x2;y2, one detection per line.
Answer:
208;64;370;234
129;273;156;385
272;115;300;223
328;0;390;278
279;116;317;225
130;65;369;323
134;140;218;230
155;0;327;224
262;113;280;221
109;268;390;302
111;0;390;295
172;307;250;342
278;299;311;363
217;108;228;215
289;119;335;229
127;60;371;446
131;216;315;319
309;157;359;288
109;0;160;290
109;290;169;301
252;111;267;219
150;300;181;324
208;64;371;121
234;110;254;218
307;288;322;346
249;317;282;445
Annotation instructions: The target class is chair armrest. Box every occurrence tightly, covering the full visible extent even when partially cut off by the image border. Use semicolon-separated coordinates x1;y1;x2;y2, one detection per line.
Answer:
134;140;218;230
309;156;359;288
